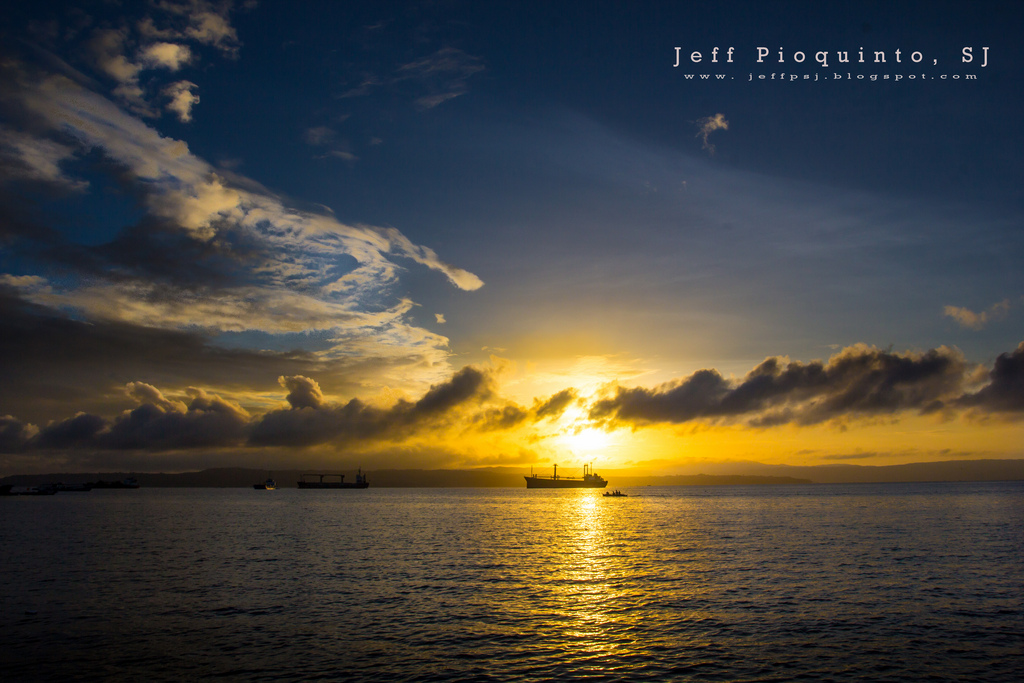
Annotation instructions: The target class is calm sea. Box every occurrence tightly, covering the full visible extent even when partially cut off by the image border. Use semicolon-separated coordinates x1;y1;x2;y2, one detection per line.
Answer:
2;482;1022;681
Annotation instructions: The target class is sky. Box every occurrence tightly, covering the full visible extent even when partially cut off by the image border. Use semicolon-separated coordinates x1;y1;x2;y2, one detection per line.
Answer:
1;0;1022;475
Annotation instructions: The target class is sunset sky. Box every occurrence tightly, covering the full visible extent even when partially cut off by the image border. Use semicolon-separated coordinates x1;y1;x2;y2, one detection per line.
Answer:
1;0;1022;475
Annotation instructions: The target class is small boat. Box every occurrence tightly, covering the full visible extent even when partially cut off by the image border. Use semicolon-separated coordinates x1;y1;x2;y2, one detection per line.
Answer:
603;490;627;497
525;463;607;489
253;478;277;490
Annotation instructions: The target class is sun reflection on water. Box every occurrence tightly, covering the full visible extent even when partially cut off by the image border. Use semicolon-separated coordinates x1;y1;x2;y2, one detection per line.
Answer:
536;491;643;665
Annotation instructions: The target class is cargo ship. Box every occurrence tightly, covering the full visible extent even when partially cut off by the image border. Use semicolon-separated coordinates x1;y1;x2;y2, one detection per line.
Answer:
297;469;369;489
525;463;607;489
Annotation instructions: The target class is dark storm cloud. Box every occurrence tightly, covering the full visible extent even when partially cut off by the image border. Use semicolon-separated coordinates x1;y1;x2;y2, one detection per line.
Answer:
281;375;325;410
414;366;493;415
35;413;107;450
0;415;38;452
533;389;578;420
18;217;261;293
249;366;494;447
957;342;1024;412
475;406;530;431
590;345;975;428
2;342;1021;458
101;398;248;450
0;287;317;423
1;386;249;453
0;364;517;453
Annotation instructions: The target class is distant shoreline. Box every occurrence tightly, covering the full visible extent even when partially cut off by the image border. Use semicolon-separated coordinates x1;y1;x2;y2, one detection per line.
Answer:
3;459;1023;488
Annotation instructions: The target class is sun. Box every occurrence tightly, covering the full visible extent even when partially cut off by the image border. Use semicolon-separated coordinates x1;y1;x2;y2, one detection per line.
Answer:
561;426;611;454
554;404;614;457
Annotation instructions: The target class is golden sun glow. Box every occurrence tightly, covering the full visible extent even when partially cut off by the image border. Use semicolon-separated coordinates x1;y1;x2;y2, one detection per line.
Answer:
547;401;624;465
558;426;611;454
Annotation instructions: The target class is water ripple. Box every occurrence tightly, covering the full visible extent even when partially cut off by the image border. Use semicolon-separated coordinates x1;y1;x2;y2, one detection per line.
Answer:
1;482;1023;681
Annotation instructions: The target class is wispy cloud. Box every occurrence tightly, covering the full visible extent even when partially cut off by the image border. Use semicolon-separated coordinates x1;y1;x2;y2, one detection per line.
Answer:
303;125;358;161
397;47;485;109
0;56;483;432
13;71;481;291
944;299;1012;330
0;127;88;191
695;113;728;155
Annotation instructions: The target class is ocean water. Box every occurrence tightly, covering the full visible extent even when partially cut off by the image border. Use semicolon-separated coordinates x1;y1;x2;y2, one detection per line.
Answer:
2;482;1022;681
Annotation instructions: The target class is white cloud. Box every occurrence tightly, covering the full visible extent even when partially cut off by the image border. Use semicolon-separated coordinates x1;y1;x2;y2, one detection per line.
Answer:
0;274;52;291
141;42;193;71
126;381;188;413
89;28;140;84
186;9;240;52
944;300;1012;330
153;0;241;53
162;80;201;122
87;28;157;116
7;70;483;392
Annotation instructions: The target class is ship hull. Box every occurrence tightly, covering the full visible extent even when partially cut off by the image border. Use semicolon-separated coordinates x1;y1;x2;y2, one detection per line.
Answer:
297;482;369;489
524;476;607;489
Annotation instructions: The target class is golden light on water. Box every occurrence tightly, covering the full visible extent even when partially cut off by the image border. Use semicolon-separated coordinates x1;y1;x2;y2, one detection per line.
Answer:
539;491;641;662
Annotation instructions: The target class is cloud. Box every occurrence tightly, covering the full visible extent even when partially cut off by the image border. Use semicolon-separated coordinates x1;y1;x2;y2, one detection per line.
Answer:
0;128;87;190
140;42;193;71
396;47;485;109
2;341;1022;459
249;365;494;447
435;313;446;324
126;381;188;413
957;342;1024;412
534;389;578;420
590;344;978;428
0;287;462;430
1;384;252;454
280;375;325;410
944;299;1012;330
163;80;200;122
103;387;250;450
0;415;39;453
58;0;243;123
304;126;335;146
184;5;241;54
0;364;502;454
416;92;463;110
86;28;154;116
695;113;728;155
8;68;482;309
148;0;242;55
303;125;358;161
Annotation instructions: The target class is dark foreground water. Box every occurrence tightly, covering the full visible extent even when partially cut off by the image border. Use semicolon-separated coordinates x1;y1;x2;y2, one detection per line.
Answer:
2;482;1022;681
